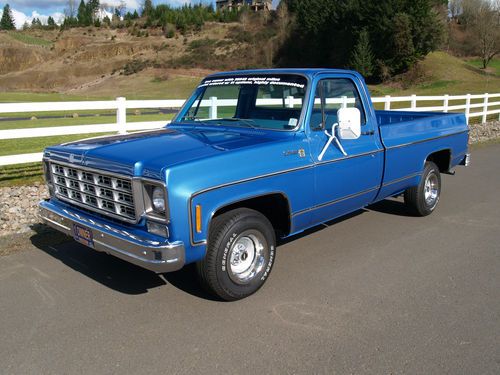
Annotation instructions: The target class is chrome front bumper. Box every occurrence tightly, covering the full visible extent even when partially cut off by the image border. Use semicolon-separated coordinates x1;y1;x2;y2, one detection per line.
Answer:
39;200;185;273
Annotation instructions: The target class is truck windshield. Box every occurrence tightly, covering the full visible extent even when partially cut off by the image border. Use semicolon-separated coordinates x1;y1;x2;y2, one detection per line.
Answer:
177;74;308;131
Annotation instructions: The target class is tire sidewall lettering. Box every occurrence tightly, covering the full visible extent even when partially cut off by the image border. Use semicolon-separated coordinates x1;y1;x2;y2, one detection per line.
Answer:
221;232;237;272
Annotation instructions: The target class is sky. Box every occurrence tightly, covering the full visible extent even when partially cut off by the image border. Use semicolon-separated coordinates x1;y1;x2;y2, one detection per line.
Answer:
0;0;280;29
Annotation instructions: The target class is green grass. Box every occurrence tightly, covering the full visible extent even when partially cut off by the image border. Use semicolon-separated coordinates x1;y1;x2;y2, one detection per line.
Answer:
0;113;174;130
0;163;44;187
369;52;500;97
466;58;500;77
0;132;115;157
7;31;52;47
0;92;109;103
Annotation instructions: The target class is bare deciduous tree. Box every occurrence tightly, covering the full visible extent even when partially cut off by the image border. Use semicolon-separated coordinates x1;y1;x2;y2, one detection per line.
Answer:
449;0;463;21
465;0;500;68
64;0;77;18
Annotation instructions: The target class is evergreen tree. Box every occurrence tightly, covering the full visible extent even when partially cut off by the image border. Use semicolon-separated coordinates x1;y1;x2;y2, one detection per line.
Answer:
391;13;416;73
102;15;111;26
31;17;42;28
278;0;444;80
88;0;100;18
0;4;16;30
350;29;374;78
77;0;88;25
47;16;56;28
142;0;154;17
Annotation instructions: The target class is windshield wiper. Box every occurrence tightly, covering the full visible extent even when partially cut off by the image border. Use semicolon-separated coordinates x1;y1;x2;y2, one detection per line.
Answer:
217;118;259;129
180;117;212;126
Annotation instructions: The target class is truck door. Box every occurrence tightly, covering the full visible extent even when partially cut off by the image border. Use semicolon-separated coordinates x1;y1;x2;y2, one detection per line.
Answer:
305;75;384;224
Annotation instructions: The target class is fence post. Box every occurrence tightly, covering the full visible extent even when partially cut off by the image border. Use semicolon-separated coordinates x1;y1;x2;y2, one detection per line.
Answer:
384;95;391;110
341;96;348;109
411;94;417;110
465;94;471;125
116;97;127;134
286;96;294;108
209;96;217;119
443;94;449;113
482;93;489;124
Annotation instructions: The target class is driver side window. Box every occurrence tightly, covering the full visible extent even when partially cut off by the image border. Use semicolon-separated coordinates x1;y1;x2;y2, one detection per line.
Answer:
310;78;366;130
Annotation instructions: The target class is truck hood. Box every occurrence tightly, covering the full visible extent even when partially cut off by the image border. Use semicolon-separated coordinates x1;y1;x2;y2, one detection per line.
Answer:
45;126;279;179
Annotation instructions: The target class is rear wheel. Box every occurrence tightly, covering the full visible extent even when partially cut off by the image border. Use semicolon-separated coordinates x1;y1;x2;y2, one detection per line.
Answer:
196;208;276;301
404;161;441;216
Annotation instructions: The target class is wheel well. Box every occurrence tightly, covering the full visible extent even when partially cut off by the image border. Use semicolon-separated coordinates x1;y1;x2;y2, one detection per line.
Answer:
426;149;451;172
213;193;291;237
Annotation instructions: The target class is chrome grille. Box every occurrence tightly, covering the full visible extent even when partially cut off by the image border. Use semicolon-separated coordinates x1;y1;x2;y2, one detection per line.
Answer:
51;163;136;222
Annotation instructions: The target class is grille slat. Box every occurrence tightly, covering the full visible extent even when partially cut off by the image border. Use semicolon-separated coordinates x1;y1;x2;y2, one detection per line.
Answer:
51;163;136;222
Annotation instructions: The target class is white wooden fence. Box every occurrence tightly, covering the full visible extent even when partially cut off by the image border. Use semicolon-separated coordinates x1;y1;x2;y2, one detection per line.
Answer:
0;93;499;166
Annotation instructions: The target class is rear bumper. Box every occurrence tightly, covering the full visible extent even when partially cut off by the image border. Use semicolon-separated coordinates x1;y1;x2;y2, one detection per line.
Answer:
39;199;185;273
460;153;471;166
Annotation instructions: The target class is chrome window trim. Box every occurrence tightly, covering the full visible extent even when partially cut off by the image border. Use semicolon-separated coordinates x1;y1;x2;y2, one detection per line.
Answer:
173;73;313;133
309;76;369;131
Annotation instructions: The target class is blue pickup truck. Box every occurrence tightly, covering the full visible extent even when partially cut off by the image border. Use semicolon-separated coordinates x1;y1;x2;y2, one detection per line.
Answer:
39;69;469;300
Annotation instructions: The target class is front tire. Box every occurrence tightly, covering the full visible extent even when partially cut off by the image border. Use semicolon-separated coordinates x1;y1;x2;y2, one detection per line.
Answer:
196;208;276;301
404;161;441;216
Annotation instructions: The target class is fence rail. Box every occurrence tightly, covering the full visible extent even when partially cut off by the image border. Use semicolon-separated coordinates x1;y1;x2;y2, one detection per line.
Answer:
1;93;499;166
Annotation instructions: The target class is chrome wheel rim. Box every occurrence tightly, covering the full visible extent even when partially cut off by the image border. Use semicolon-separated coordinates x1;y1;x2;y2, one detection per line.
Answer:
228;230;267;285
424;173;439;207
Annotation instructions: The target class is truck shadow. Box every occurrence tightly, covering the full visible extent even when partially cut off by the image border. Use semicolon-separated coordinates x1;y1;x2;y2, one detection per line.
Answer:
366;197;415;217
29;224;217;299
28;198;410;299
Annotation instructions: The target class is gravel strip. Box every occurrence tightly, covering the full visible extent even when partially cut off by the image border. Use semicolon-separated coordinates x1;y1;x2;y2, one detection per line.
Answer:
1;120;499;238
0;183;48;236
469;120;500;143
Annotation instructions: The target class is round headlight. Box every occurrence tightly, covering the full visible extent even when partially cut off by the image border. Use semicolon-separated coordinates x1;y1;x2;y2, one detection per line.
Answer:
152;187;165;212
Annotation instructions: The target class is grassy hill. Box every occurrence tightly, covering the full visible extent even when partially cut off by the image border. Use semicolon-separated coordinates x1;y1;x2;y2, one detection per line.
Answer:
369;52;500;97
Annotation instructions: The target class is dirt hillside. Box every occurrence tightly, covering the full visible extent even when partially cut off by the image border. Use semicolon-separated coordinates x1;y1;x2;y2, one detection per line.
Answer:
0;24;239;93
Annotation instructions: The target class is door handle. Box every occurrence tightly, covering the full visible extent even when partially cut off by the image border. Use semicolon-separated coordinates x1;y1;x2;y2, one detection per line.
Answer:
361;130;375;136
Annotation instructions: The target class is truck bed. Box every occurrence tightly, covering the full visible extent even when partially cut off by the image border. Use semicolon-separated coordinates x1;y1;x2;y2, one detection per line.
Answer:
375;110;469;200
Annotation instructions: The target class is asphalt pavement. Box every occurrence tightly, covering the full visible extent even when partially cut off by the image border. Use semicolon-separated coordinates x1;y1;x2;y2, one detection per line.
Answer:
1;143;499;374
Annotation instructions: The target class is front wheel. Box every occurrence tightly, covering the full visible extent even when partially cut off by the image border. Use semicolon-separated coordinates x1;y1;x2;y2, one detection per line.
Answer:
196;208;276;301
404;161;441;216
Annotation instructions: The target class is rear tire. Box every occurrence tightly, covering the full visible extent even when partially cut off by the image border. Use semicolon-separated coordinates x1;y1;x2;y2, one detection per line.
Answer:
404;161;441;216
196;208;276;301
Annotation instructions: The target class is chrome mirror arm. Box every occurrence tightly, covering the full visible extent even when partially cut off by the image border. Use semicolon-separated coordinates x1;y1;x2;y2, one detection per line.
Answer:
318;123;347;161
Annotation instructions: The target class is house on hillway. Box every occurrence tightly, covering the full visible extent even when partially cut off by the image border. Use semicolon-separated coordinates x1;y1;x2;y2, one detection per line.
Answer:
215;0;272;12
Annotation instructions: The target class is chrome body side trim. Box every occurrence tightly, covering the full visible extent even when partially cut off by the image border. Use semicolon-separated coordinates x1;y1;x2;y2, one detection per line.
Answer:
313;149;384;166
382;172;422;187
384;130;469;150
291;186;380;218
39;200;184;273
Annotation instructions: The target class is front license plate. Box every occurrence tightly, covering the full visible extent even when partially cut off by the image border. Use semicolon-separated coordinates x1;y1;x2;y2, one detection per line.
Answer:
73;224;94;249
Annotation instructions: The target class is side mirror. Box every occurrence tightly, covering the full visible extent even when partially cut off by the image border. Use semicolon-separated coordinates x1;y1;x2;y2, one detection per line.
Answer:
337;107;361;140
